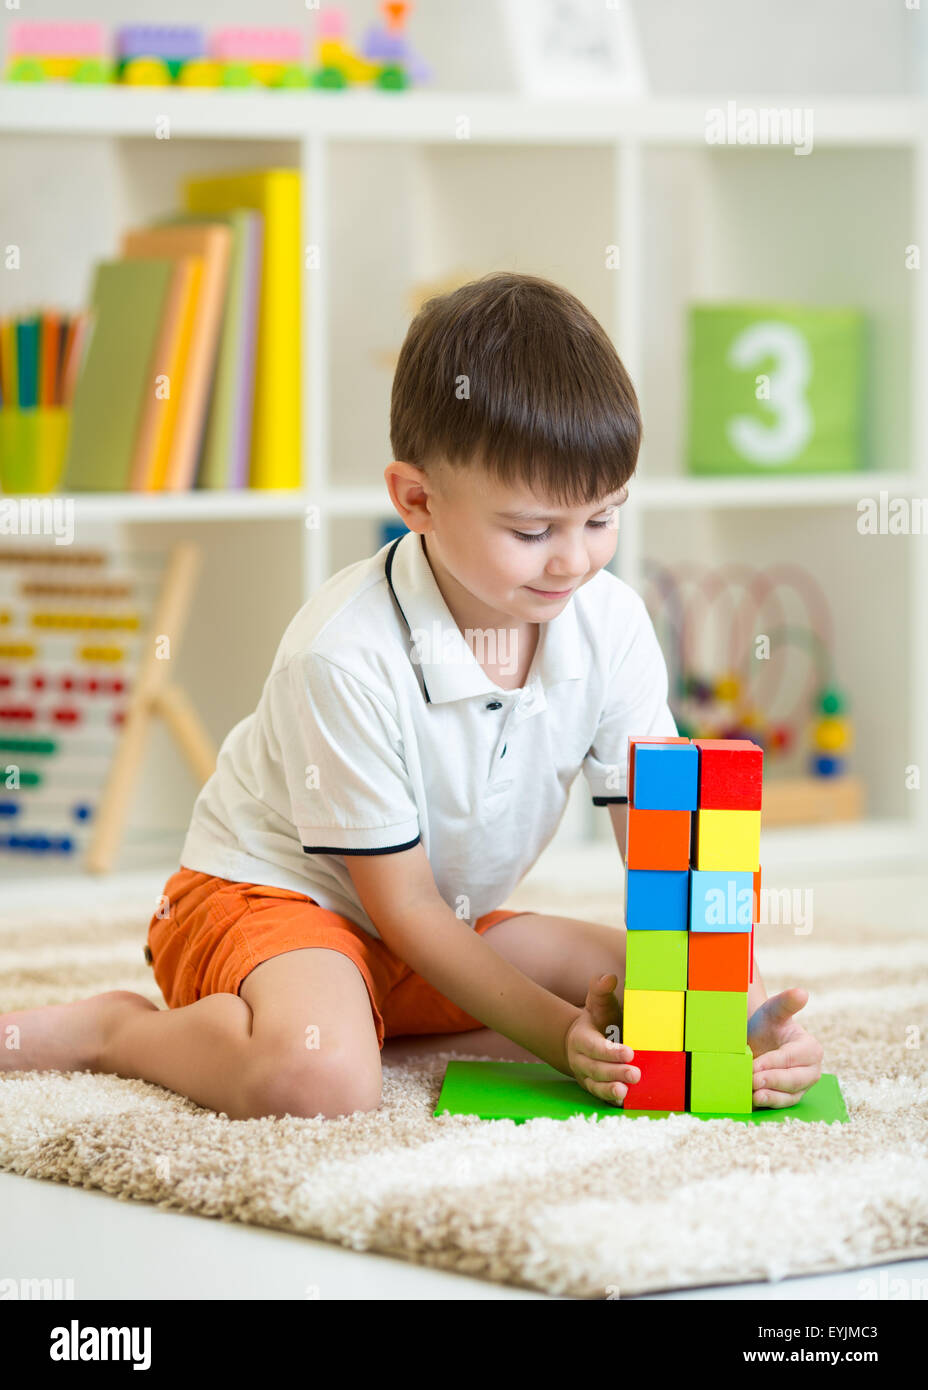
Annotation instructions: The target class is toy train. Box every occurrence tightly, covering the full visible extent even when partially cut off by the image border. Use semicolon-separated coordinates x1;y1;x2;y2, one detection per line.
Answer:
4;6;430;91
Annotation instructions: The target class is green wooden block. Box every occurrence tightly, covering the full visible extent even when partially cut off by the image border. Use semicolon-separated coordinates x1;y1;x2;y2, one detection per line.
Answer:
625;929;688;990
690;1045;754;1113
684;988;747;1052
687;303;866;476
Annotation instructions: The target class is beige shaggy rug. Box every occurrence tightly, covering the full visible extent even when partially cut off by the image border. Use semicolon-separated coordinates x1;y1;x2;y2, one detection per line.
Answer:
2;872;928;1299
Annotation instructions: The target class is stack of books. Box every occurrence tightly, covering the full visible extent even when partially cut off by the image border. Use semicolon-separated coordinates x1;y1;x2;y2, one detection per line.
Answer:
1;168;301;494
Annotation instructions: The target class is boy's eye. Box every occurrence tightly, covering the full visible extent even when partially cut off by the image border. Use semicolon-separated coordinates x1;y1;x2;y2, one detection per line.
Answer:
512;519;613;543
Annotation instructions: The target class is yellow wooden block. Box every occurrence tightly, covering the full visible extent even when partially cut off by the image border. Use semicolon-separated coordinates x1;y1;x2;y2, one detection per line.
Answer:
695;809;761;871
622;989;685;1050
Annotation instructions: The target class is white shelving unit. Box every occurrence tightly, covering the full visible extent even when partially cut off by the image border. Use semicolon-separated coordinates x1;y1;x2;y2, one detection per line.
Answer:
2;85;927;872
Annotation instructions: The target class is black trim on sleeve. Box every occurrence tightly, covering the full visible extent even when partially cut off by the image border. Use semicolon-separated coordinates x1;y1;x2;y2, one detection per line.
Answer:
592;796;628;806
303;835;421;856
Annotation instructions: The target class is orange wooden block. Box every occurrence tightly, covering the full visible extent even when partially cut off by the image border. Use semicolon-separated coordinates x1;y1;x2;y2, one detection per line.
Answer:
626;806;691;869
687;932;751;991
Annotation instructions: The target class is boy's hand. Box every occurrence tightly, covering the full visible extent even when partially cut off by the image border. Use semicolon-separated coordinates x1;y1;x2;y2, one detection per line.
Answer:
565;973;640;1106
748;987;824;1108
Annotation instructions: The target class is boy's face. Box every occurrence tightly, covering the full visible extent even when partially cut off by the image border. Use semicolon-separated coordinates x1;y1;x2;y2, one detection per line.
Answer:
399;460;627;625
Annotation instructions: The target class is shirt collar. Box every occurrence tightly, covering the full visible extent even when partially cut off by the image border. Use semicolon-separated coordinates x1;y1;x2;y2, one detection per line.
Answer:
384;529;586;705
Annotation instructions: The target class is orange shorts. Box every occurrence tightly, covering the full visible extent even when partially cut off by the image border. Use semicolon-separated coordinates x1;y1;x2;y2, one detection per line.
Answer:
144;866;524;1050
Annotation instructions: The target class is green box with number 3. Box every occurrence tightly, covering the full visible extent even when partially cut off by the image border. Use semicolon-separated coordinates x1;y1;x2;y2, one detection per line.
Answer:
687;303;867;476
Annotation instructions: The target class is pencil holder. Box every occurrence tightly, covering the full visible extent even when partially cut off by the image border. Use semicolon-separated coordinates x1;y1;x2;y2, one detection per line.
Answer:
0;407;71;494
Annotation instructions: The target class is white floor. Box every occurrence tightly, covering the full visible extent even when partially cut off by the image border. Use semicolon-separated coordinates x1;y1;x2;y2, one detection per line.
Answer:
3;1172;925;1301
2;854;928;1300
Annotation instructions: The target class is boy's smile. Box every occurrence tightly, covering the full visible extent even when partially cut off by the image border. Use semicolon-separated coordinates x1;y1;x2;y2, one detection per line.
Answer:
523;583;577;599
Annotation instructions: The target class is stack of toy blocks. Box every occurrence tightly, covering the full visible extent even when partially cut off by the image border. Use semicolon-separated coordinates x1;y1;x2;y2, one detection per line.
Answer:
621;735;763;1113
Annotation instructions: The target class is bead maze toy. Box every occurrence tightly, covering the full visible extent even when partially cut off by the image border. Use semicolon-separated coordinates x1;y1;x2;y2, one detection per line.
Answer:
435;733;847;1126
4;7;430;91
643;559;863;826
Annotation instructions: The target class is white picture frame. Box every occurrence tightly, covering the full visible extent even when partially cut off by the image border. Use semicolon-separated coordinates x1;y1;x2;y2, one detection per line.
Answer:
502;0;649;100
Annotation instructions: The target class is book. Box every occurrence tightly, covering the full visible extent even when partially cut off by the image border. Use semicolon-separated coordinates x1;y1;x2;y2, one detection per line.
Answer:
62;259;177;492
157;209;262;489
127;257;202;491
184;169;301;489
121;222;232;491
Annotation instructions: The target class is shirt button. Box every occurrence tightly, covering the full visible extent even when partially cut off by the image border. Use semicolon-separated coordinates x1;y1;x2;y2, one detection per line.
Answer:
501;744;507;756
486;700;502;710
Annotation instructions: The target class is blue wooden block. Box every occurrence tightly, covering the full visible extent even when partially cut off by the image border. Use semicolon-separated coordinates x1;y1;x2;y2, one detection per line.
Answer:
625;867;690;931
689;869;754;932
632;744;699;810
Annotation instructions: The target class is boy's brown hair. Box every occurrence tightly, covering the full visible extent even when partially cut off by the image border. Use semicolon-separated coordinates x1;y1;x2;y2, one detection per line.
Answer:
390;271;641;507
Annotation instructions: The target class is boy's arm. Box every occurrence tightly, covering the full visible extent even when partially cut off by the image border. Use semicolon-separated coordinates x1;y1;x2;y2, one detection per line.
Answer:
345;844;581;1075
606;802;628;864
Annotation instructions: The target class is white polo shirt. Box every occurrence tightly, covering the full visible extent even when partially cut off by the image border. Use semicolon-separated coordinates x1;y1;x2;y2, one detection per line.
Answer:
180;529;676;938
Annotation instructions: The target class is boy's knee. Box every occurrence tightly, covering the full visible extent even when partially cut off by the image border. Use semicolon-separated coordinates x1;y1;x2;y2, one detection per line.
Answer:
242;1046;381;1120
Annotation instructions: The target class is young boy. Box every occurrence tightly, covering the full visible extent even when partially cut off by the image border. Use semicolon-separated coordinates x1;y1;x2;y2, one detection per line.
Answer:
2;272;823;1120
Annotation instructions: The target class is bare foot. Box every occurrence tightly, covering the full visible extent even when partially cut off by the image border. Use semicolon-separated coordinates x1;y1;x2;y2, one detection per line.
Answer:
0;990;158;1074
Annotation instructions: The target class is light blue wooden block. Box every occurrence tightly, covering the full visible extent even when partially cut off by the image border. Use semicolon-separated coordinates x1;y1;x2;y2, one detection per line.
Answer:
690;869;754;932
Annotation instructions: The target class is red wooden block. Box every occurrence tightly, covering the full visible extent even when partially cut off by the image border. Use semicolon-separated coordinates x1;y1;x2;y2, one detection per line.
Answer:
751;866;762;984
622;1049;686;1111
694;738;763;809
627;734;691;803
625;806;691;869
749;922;754;984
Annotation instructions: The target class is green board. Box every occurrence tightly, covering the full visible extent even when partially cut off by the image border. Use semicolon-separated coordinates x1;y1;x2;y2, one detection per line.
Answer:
435;1060;848;1125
